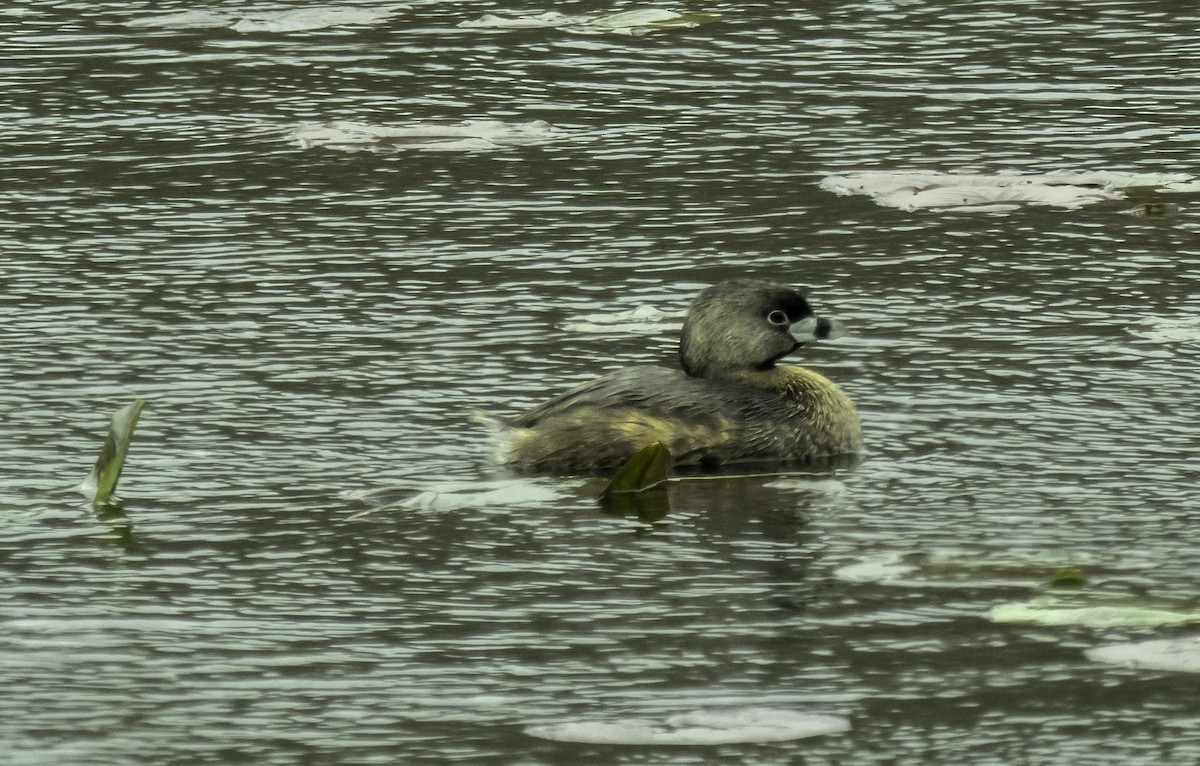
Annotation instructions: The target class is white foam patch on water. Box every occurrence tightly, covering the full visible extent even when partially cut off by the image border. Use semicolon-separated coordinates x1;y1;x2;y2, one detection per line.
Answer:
819;170;1196;212
1086;635;1200;673
287;119;565;152
525;707;850;745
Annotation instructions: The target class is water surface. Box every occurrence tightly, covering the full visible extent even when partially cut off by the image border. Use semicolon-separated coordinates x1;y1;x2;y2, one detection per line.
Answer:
3;1;1199;763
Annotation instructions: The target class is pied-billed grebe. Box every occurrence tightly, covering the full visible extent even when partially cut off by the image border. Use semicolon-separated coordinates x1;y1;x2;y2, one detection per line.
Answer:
501;279;862;474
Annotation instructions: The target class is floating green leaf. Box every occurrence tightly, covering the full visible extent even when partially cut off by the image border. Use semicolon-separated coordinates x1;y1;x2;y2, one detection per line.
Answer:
83;399;145;505
990;595;1200;629
601;442;671;496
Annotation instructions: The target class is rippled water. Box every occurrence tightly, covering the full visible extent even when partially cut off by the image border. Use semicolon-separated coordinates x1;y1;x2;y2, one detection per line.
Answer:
3;1;1200;763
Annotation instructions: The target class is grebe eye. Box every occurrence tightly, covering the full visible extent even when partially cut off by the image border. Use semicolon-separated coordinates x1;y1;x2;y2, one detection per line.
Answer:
767;310;789;326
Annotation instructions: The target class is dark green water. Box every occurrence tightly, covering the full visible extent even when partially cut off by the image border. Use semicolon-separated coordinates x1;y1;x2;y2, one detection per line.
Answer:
3;1;1199;763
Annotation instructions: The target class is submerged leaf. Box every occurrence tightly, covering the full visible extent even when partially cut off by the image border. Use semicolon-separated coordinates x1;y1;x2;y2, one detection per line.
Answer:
459;9;719;35
1048;566;1089;588
819;169;1197;213
558;304;679;335
346;479;567;518
599;485;671;522
83;399;145;505
126;10;233;28
526;707;849;745
1129;316;1200;344
288;119;564;153
601;442;671;496
231;7;405;33
1086;635;1200;673
127;5;408;32
94;502;140;554
833;549;1118;590
1121;201;1180;217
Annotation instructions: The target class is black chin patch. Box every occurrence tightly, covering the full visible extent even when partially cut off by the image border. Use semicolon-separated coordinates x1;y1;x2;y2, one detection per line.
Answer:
758;341;802;369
